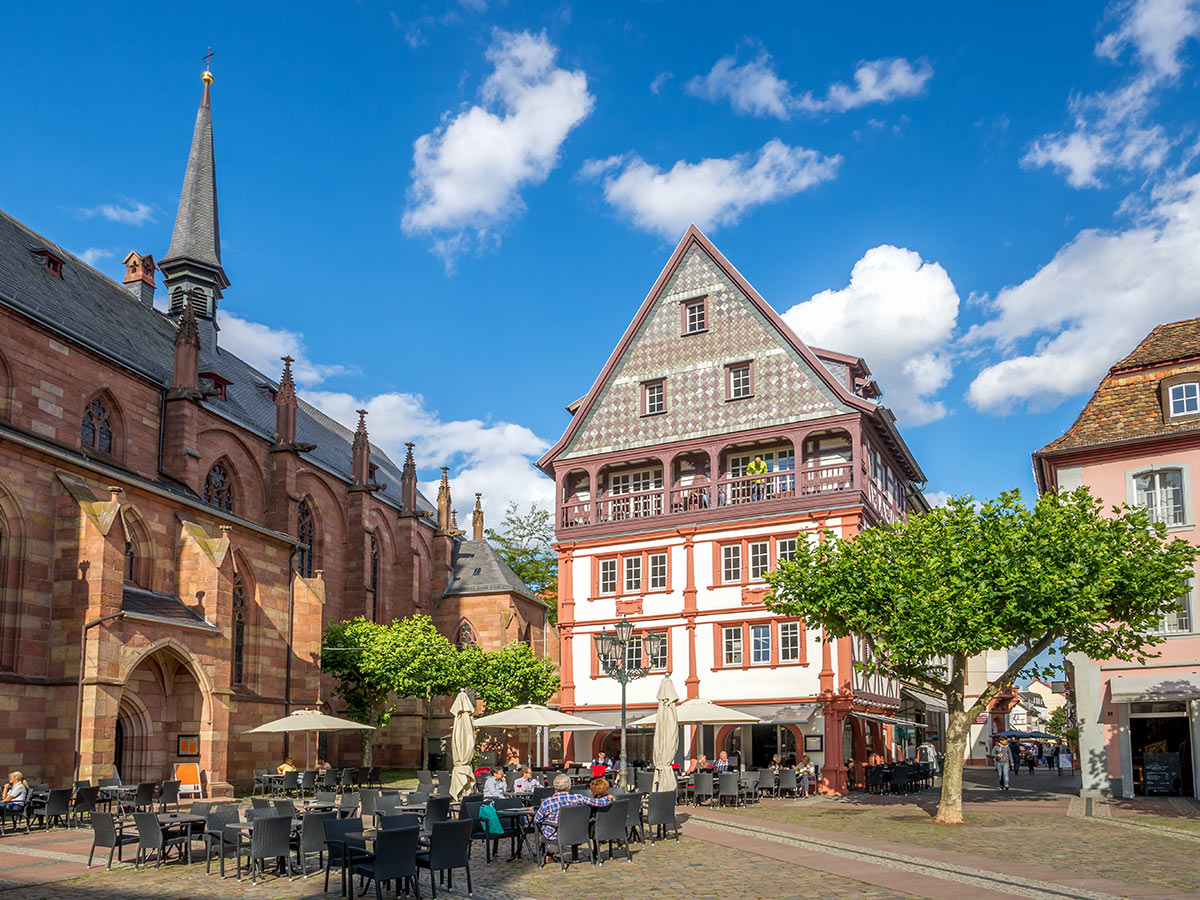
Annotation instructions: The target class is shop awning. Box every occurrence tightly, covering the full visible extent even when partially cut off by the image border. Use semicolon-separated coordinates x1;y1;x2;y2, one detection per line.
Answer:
728;703;822;724
901;687;948;713
851;711;925;729
1109;672;1200;704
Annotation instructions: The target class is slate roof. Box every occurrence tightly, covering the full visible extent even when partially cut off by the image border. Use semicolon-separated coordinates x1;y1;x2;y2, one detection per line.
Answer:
1036;318;1200;456
0;208;433;515
122;586;217;629
161;87;223;272
444;539;545;606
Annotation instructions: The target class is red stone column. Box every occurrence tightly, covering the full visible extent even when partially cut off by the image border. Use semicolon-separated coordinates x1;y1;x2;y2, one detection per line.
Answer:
681;529;700;700
556;546;575;762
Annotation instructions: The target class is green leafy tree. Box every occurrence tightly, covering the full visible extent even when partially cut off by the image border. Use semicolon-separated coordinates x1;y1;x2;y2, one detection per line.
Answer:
389;615;461;767
485;502;559;623
766;488;1196;825
1046;705;1072;739
456;641;560;711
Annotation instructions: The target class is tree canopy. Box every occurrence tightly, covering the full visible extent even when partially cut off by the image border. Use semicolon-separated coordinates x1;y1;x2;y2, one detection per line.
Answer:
766;488;1196;824
485;502;558;623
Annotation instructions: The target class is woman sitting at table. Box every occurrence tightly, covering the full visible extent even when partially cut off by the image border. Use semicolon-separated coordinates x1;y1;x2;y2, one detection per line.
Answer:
769;753;784;773
798;755;816;796
513;767;537;794
483;767;507;799
589;776;611;799
314;757;332;773
2;771;29;812
276;756;298;776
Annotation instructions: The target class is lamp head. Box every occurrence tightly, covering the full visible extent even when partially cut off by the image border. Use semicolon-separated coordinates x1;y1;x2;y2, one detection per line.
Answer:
614;616;634;645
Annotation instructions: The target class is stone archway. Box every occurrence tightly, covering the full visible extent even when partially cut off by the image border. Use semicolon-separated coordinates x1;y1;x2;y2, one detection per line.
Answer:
118;643;208;785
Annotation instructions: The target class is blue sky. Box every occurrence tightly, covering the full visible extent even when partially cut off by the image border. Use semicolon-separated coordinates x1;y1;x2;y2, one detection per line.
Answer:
2;1;1199;518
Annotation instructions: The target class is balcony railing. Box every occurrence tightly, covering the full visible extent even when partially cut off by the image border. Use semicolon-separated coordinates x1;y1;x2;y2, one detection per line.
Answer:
560;463;860;529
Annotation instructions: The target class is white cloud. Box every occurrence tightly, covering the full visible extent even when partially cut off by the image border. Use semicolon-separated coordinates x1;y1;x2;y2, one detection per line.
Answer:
649;72;673;95
75;247;115;267
924;490;952;507
305;390;553;525
217;311;354;387
402;29;594;265
781;245;961;426
583;140;841;239
77;199;156;226
1023;0;1199;187
966;173;1200;413
686;51;932;120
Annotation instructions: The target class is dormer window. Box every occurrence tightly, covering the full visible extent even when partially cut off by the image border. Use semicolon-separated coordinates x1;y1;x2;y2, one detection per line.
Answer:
681;297;707;335
1169;383;1199;417
32;249;65;278
198;372;231;401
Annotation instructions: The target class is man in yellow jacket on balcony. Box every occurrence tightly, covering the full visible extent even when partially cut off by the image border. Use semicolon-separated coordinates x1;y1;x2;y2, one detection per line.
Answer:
748;455;769;501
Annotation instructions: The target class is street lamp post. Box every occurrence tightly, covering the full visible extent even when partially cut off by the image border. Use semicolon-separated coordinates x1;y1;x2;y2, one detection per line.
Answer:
593;616;666;789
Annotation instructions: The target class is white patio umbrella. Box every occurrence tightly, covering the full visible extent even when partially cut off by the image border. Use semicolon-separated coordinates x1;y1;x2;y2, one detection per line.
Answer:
448;690;476;801
628;698;760;727
652;676;679;793
474;704;606;767
242;708;375;767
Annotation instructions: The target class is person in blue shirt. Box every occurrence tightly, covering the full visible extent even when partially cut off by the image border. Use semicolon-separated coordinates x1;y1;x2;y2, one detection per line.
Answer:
533;774;613;841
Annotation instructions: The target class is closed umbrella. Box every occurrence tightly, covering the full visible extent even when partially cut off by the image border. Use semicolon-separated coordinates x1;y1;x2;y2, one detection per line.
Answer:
652;676;679;793
449;690;476;801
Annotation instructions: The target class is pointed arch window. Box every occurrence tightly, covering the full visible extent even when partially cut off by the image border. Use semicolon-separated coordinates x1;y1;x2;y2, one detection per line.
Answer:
125;540;138;585
80;397;113;454
455;621;477;650
204;463;234;512
232;571;247;685
297;501;315;578
369;535;379;622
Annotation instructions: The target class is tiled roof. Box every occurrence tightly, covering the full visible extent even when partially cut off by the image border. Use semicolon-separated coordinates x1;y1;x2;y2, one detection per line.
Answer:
444;539;544;606
0;208;434;514
1036;319;1200;455
122;586;217;629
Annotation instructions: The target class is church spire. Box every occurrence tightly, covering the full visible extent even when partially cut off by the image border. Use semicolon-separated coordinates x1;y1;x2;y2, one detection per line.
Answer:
274;356;297;445
472;493;484;541
160;61;230;320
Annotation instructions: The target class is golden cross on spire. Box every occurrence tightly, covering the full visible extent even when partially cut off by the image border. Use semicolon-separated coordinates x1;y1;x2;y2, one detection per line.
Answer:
203;47;215;71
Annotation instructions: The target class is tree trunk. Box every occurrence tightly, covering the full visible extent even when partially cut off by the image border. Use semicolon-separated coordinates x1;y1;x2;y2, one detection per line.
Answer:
934;705;970;824
362;726;374;767
421;690;432;770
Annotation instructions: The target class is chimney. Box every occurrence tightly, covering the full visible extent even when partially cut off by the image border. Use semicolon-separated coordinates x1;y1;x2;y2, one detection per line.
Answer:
275;356;297;445
472;493;484;541
401;442;418;513
122;251;157;306
352;409;370;486
437;467;451;534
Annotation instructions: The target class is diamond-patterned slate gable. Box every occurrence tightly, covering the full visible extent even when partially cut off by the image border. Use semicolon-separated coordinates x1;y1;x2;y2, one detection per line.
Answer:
563;245;848;459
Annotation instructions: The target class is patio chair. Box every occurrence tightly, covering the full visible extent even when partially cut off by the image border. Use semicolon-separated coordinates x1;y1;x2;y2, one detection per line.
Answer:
530;786;554;808
356;767;371;790
315;790;338;804
505;770;518;793
691;772;714;806
375;793;401;818
157;779;181;813
739;771;759;804
70;785;100;827
74;779;92;792
291;809;333;877
717;772;742;808
350;826;420;900
252;769;272;797
317;769;338;791
367;765;383;788
277;770;299;797
378;812;419;831
622;791;645;845
338;768;357;792
203;805;241;876
416;818;474;898
87;811;138;869
647;790;680;844
336;792;360;818
322;816;364;896
119;782;156;815
594;799;631;864
27;787;72;831
133;811;190;869
0;794;28;834
359;789;379;819
434;770;451;794
250;797;272;809
421;794;452;838
890;767;910;794
635;769;654;794
416;770;434;793
245;813;294;885
537;803;594;871
459;800;494;863
299;770;317;797
864;767;884;794
273;798;296;818
756;768;776;798
777;769;799;798
245;807;278;823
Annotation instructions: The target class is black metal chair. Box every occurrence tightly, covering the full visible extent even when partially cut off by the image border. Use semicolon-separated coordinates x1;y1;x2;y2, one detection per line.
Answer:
459;800;494;863
360;789;379;820
717;772;742;808
367;765;383;788
416;818;473;898
316;790;338;804
635;770;654;794
349;825;420;900
379;812;420;831
375;793;402;819
421;794;452;837
251;797;272;810
292;809;333;877
277;770;300;797
756;768;777;798
133;811;190;869
530;785;554;808
622;791;645;845
318;769;338;791
416;770;434;793
120;782;157;815
647;791;680;843
337;791;360;818
274;798;296;818
594;799;631;864
70;785;100;827
322;815;364;896
299;770;317;797
252;769;272;797
691;772;714;806
158;780;181;813
778;769;799;798
203;805;241;876
338;768;357;792
537;803;594;871
434;771;451;795
87;811;138;869
27;787;72;831
245;813;294;885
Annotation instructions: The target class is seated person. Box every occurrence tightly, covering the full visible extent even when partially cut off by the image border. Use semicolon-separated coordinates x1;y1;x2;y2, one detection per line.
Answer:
712;750;733;772
314;757;333;773
590;751;610;770
2;771;29;812
590;776;611;800
533;773;613;842
769;753;783;773
482;767;507;799
513;767;538;794
276;756;298;776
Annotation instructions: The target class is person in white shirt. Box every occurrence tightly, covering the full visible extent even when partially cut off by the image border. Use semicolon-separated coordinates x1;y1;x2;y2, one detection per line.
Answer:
2;772;29;812
483;767;507;799
513;767;537;794
314;757;333;773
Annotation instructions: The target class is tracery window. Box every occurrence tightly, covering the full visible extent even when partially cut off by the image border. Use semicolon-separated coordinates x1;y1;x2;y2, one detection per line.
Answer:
80;398;113;454
369;535;379;622
204;463;234;512
455;621;477;650
297;500;315;578
232;571;247;684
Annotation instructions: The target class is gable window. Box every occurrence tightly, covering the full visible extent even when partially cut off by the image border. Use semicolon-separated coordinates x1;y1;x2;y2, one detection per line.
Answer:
727;362;753;400
722;544;741;584
204;463;234;512
749;541;769;580
682;297;707;335
649;552;668;590
647;631;668;670
1135;469;1185;526
779;622;801;662
723;626;743;666
777;538;797;564
1169;383;1199;417
599;558;617;595
643;380;665;416
751;624;771;664
297;500;315;577
80;398;113;454
232;572;247;684
624;555;642;593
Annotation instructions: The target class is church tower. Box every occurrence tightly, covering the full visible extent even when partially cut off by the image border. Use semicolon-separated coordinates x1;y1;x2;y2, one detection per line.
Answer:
159;64;229;320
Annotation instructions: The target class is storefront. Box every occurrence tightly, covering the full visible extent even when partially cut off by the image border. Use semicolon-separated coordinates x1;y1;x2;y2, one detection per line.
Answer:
1109;673;1200;797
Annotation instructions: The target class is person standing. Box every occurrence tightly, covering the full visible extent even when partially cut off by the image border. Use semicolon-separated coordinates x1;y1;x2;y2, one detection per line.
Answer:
747;456;769;501
991;739;1011;790
1009;739;1021;775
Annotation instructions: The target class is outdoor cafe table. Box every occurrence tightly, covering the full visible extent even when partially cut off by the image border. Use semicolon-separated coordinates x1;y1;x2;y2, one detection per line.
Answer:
495;808;535;861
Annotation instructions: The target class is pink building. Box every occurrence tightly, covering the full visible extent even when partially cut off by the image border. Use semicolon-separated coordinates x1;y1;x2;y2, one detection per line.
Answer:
1033;318;1200;798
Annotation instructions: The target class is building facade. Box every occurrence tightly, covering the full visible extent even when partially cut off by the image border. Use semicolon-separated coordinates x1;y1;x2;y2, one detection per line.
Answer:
539;228;929;793
0;72;549;794
1033;318;1200;798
